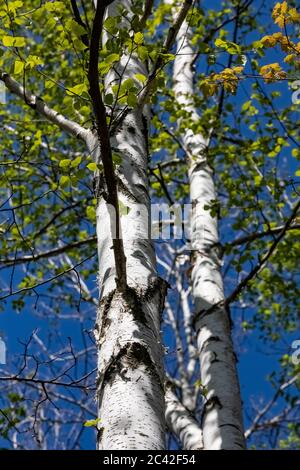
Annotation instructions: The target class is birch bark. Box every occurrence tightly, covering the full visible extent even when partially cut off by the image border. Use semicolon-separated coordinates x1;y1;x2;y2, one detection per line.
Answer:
165;386;203;450
91;0;167;450
169;2;246;450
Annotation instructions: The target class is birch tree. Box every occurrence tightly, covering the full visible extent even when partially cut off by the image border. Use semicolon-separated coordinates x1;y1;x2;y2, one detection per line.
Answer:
0;0;300;451
168;1;245;449
88;0;166;450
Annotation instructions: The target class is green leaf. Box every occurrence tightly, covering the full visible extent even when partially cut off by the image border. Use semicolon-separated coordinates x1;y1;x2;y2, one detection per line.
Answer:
13;37;26;47
66;83;87;96
241;100;251;112
122;78;135;91
158;52;175;61
127;93;137;107
86;205;96;221
112;153;122;165
65;18;86;37
134;32;144;45
152;182;161;191
45;79;55;89
98;62;111;75
71;156;82;168
119;200;130;216
14;60;24;75
215;38;241;55
134;73;147;84
59;175;71;186
87;162;97;172
104;16;118;34
137;46;149;61
194;379;202;389
104;93;114;105
26;55;43;69
3;36;25;47
106;53;120;64
83;418;101;428
44;1;64;11
59;159;72;168
8;1;23;10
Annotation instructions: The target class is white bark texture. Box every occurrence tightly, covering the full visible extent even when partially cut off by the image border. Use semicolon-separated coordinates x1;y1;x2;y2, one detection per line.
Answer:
170;4;246;450
165;386;203;450
92;0;166;450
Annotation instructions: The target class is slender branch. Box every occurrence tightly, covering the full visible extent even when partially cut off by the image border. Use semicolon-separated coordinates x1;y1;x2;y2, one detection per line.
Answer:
0;254;94;300
87;0;127;291
245;376;298;439
225;199;300;306
140;0;154;29
138;0;193;106
193;199;300;324
191;0;255;67
226;223;300;248
0;236;96;268
0;371;96;390
70;0;89;47
0;71;89;142
149;165;174;205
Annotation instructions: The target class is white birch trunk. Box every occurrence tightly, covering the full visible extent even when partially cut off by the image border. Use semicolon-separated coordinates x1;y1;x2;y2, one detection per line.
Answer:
165;386;203;450
169;3;246;450
91;0;166;450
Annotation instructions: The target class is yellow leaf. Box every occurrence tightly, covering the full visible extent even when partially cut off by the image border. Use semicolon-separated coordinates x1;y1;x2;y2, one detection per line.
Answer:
232;66;244;74
284;54;295;64
289;8;300;23
275;15;285;28
281;1;288;14
261;35;277;48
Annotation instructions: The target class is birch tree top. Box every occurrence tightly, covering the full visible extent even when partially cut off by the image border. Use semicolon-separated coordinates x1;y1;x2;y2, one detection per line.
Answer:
0;0;299;450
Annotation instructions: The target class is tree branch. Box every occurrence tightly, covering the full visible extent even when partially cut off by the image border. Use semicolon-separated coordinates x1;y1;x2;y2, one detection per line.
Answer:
165;385;203;450
140;0;154;29
70;0;89;47
225;199;300;306
226;223;300;248
0;236;96;268
0;254;94;300
193;199;300;324
138;0;193;106
0;71;89;143
87;0;127;291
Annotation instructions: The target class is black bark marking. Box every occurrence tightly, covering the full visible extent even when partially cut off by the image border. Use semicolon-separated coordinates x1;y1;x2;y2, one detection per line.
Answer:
201;396;223;427
127;126;136;135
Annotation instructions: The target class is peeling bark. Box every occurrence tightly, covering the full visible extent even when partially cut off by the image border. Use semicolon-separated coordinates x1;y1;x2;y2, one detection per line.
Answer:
170;2;246;450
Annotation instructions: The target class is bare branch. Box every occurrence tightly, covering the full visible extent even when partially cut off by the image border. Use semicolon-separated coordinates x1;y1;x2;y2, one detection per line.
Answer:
0;254;94;300
0;236;96;268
